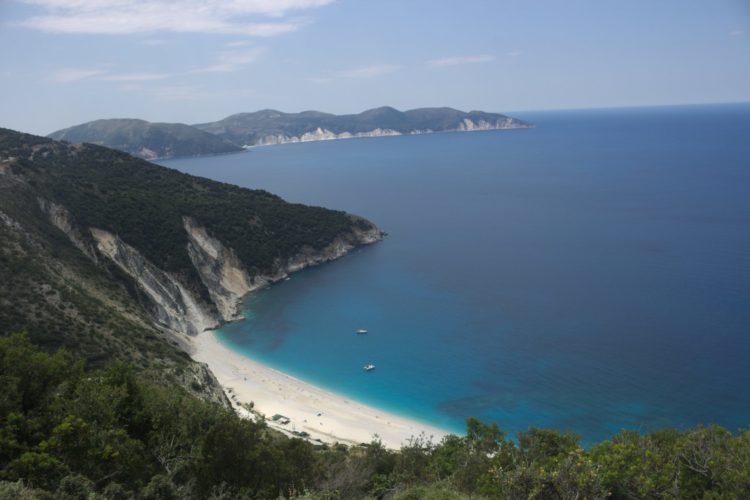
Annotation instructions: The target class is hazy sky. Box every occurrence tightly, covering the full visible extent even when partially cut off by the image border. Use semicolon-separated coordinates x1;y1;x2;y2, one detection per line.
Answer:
1;0;748;135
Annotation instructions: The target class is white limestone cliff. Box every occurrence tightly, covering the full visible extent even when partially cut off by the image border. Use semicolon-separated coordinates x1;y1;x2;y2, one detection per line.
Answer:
84;217;383;336
249;119;530;147
37;198;99;262
90;227;221;335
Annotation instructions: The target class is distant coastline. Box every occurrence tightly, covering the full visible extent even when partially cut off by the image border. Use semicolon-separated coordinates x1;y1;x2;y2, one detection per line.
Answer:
48;106;532;159
243;121;533;149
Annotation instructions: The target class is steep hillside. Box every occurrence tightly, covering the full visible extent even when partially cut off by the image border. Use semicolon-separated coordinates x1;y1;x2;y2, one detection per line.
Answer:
48;118;243;159
0;128;382;393
194;106;532;146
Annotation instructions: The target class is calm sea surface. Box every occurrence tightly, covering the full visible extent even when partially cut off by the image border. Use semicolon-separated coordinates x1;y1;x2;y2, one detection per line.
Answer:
160;104;750;444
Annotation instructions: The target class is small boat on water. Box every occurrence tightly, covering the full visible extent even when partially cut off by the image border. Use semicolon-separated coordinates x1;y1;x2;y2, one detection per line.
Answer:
363;363;376;371
356;329;368;334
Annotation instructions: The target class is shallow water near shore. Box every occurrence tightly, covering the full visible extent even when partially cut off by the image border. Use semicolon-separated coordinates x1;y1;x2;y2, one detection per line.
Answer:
161;103;750;444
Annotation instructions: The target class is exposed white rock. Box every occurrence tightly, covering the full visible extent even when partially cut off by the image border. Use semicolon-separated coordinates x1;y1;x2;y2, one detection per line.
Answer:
254;134;299;146
0;209;22;230
90;227;220;335
183;216;256;322
86;216;383;337
253;128;403;147
353;128;401;139
37;198;98;261
280;223;383;276
456;117;524;131
250;121;530;147
300;128;338;142
138;147;159;160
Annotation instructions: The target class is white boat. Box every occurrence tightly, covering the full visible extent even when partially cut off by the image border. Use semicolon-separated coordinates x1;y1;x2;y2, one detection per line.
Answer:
356;329;368;334
363;363;376;371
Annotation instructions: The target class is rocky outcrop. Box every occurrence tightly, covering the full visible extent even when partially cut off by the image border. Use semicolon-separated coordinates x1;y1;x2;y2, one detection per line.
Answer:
250;120;530;147
90;227;220;335
281;221;383;274
27;196;384;339
184;216;256;322
0;126;387;411
184;215;384;320
37;198;99;262
196;106;533;149
253;127;402;147
0;209;21;231
456;117;521;131
88;217;383;337
175;361;232;408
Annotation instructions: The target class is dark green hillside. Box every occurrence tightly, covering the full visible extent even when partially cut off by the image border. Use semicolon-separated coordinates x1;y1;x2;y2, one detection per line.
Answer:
48;118;243;159
1;128;376;299
0;142;230;404
0;127;377;403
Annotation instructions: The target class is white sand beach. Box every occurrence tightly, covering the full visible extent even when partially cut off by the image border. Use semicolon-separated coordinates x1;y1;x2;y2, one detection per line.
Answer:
190;330;450;450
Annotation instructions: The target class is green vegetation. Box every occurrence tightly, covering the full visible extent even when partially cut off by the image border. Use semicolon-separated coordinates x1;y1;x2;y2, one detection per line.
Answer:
193;106;531;146
2;127;747;498
1;128;375;303
0;334;314;499
2;335;749;499
47;119;243;159
47;108;532;154
1;127;374;402
0;163;185;372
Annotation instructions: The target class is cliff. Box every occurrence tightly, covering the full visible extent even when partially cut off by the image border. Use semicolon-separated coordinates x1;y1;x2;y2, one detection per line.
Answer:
0;127;383;401
195;106;532;147
86;214;382;336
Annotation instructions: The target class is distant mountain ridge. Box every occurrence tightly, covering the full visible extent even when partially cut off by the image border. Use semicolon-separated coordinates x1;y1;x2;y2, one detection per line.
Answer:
47;107;532;158
194;106;532;146
48;118;243;160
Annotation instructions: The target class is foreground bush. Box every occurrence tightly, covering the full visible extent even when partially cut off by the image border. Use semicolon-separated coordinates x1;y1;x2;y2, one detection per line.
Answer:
2;333;749;499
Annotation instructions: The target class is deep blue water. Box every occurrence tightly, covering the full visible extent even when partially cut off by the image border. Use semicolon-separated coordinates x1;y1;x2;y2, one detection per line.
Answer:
160;104;750;444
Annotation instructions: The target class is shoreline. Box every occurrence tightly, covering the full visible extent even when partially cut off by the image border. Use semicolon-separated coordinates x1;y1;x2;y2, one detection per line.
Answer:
243;124;534;149
189;329;451;450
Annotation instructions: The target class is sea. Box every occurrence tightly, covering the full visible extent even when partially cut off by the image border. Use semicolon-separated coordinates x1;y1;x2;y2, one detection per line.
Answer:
160;103;750;445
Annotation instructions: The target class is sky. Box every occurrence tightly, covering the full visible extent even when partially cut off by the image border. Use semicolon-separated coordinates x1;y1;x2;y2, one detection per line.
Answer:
1;0;749;135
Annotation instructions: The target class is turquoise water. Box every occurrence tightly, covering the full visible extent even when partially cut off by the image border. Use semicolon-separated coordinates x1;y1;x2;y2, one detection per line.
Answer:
160;104;750;444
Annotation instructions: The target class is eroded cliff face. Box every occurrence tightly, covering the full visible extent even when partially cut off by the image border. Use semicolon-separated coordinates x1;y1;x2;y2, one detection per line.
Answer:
456;117;522;131
37;198;99;261
28;196;385;340
84;217;382;337
184;216;384;320
176;361;231;408
254;127;402;146
183;216;256;322
249;119;531;147
282;223;383;274
90;227;220;335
